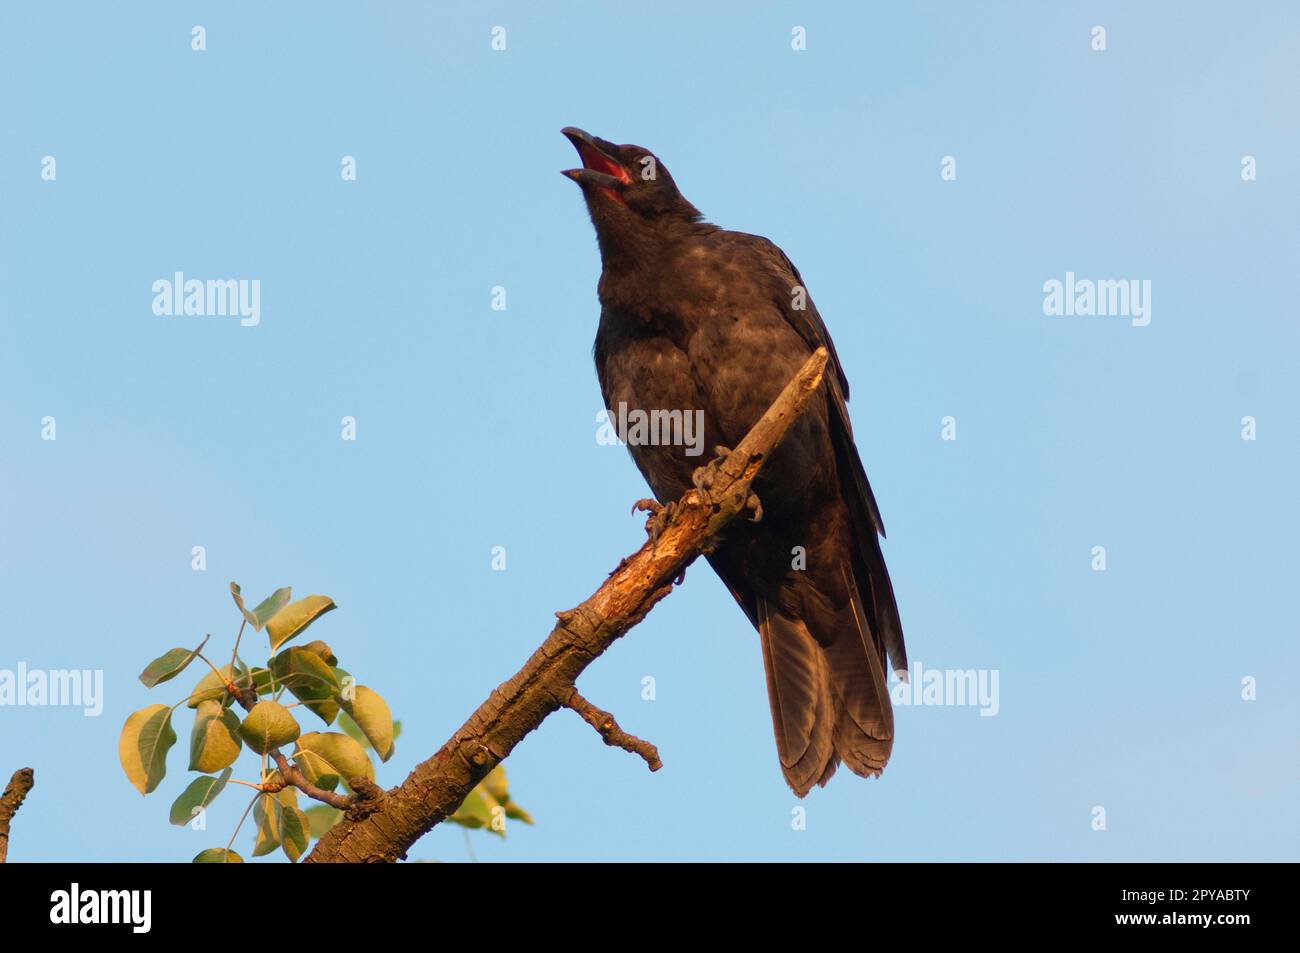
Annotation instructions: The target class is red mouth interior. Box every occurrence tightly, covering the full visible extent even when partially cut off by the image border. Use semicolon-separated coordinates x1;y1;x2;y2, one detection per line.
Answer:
576;141;632;184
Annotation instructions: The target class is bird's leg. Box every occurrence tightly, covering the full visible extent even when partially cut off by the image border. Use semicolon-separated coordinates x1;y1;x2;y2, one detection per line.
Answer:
691;446;763;522
691;445;732;500
631;498;677;548
629;501;688;582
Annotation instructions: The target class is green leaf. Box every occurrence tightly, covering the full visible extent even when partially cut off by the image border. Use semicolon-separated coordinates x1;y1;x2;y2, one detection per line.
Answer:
265;595;336;651
189;699;243;772
449;787;505;838
245;666;276;696
248;587;292;630
169;769;233;826
230;581;251;623
281;804;311;862
277;786;298;807
138;634;210;688
337;710;364;744
504;801;535;825
488;764;533;821
118;704;177;795
193;848;243;863
481;765;533;824
238;700;301;755
186;665;236;709
295;731;373;792
338;686;394;762
231;582;292;631
482;765;509;802
304;804;343;839
300;640;338;667
269;648;341;725
252;793;284;857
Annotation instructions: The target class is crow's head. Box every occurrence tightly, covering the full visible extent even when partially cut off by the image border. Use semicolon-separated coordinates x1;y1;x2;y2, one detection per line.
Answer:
562;128;702;258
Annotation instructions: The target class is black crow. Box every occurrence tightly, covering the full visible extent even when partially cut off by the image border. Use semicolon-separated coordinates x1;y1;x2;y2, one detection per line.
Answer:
562;128;907;795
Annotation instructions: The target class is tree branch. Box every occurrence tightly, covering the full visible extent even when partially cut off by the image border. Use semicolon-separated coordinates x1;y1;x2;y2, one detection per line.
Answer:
304;347;831;862
562;688;662;771
0;768;34;863
265;751;355;811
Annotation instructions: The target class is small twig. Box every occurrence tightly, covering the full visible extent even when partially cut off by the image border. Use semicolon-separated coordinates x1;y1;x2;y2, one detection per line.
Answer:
562;689;661;771
226;792;259;852
0;768;35;863
228;619;247;679
195;652;228;683
268;744;353;811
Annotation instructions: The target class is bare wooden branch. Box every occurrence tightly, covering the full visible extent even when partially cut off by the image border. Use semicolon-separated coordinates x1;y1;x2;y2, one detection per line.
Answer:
562;688;662;771
0;768;34;863
304;347;831;863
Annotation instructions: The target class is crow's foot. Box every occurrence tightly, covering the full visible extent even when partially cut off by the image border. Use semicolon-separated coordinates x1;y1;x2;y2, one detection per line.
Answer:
632;498;677;548
691;447;762;522
691;445;734;505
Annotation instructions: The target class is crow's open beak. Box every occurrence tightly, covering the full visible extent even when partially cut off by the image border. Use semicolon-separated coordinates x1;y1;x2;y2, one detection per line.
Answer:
562;127;632;189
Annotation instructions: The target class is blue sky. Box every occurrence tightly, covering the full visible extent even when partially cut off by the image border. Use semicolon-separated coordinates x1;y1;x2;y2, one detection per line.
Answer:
1;1;1297;861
